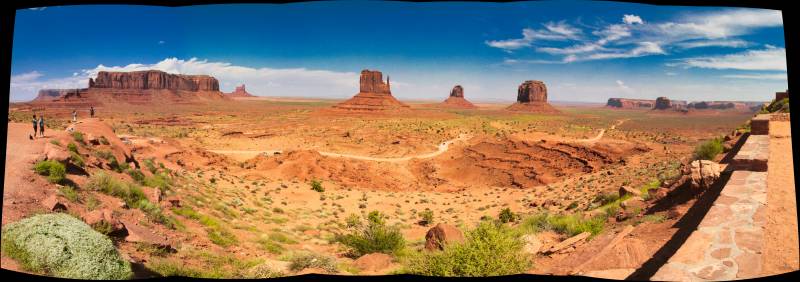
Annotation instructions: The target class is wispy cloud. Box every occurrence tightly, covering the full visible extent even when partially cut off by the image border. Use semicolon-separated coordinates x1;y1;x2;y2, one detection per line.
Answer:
158;40;165;45
722;73;787;80
669;46;786;71
487;9;783;63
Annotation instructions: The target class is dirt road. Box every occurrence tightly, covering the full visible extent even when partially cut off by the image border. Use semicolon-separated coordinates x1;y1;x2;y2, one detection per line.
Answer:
209;133;472;163
579;119;627;144
4;123;49;196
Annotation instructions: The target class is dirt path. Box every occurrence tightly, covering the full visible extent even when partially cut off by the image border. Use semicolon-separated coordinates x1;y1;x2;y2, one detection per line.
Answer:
578;119;627;144
209;133;472;163
3;123;49;196
761;120;799;275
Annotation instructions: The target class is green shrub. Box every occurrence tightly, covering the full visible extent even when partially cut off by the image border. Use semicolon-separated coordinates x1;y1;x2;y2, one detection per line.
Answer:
287;252;337;273
519;212;605;237
144;173;172;192
50;139;61;146
243;262;284;278
208;227;238;247
345;213;361;228
403;221;530;276
126;169;146;184
58;185;80;203
1;213;132;279
33;160;66;184
143;158;158;174
498;208;518;223
98;136;110;145
419;209;434;226
268;232;298;244
69;152;85;168
336;211;405;257
67;142;78;154
693;137;724;160
147;259;203;278
310;179;324;192
71;131;85;144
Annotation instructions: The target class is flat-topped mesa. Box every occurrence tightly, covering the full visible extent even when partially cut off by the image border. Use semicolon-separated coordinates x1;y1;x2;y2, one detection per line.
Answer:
607;98;655;109
91;70;219;91
441;85;476;109
333;69;409;111
507;80;559;113
225;84;255;97
653;97;672;110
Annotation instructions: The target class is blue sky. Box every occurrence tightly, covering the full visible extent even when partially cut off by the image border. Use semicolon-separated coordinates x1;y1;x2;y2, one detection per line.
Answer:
10;1;788;103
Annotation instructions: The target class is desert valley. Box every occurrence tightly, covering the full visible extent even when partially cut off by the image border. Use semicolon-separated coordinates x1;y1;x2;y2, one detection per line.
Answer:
3;67;795;279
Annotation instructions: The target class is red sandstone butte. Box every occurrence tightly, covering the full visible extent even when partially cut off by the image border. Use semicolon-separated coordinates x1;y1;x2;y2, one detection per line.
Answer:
606;98;655;109
506;80;559;113
333;70;410;111
440;85;476;109
225;84;255;97
28;70;228;108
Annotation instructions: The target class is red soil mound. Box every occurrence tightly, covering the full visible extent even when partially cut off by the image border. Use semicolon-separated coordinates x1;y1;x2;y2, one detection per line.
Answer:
439;138;649;188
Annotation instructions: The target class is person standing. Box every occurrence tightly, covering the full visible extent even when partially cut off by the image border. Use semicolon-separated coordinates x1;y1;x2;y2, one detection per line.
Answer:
72;109;77;122
38;115;45;137
32;114;38;138
90;106;95;118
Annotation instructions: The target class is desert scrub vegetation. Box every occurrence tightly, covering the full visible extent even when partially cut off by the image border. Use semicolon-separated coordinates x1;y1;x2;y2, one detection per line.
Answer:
498;208;519;223
402;221;531;276
519;212;605;237
148;251;264;278
1;213;132;279
284;251;338;273
171;206;237;247
310;178;324;192
33;160;67;184
71;131;85;144
693;137;724;160
86;172;179;229
419;209;434;226
335;211;405;257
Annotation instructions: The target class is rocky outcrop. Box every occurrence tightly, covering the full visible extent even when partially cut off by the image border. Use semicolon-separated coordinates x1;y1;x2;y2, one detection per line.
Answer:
34;89;84;102
424;223;465;251
440;85;476;109
92;70;219;91
333;69;409;111
225;84;255;97
688;101;764;112
353;253;394;272
507;80;559;113
653;97;672;110
690;160;721;189
606;98;655;109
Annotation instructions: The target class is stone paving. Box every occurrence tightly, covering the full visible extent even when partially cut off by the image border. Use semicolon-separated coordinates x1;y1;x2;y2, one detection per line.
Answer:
651;171;767;281
730;135;769;172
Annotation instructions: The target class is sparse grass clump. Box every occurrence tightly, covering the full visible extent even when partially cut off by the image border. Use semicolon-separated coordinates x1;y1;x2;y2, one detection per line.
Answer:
335;211;405;257
419;209;434;226
693;137;724;160
498;208;518;223
519;212;605;237
403;221;530;276
1;213;132;279
310;179;324;192
286;252;337;273
86;172;177;229
71;131;85;144
126;168;146;184
58;185;80;203
33;160;66;184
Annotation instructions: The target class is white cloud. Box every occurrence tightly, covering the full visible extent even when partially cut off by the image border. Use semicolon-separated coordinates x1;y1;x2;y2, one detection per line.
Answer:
671;47;786;71
623;14;644;25
158;40;165;45
675;39;751;49
28;7;47;11
486;21;583;51
615;79;634;94
10;71;87;102
656;9;782;40
584;42;665;61
665;72;678;76
722;73;787;80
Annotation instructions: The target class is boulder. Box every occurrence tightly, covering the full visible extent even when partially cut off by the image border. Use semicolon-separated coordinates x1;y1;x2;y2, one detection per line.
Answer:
620;197;646;211
521;234;543;255
83;209;126;234
42;194;68;211
43;142;71;162
547;232;591;254
120;218;172;250
353;253;394;272
690;160;721;189
424;223;465;251
165;196;181;207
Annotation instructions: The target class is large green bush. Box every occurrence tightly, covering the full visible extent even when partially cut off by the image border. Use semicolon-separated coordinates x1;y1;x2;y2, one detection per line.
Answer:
693;137;724;160
1;213;132;279
403;221;531;276
335;211;405;257
33;160;66;184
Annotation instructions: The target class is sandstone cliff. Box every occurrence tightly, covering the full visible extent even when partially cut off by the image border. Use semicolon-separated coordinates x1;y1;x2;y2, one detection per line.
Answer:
333;69;409;111
91;70;219;92
606;98;655;109
225;85;255;97
440;85;477;109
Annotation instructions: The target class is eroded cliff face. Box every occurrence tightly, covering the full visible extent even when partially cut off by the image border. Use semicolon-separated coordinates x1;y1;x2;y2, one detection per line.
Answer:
441;85;476;109
225;85;255;97
358;70;391;94
606;98;655;109
450;85;464;98
517;80;547;103
34;89;85;102
507;80;558;113
91;70;219;92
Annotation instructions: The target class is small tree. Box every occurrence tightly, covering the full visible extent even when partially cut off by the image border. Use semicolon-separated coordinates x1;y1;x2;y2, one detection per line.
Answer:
498;208;517;223
336;211;405;257
310;179;324;192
